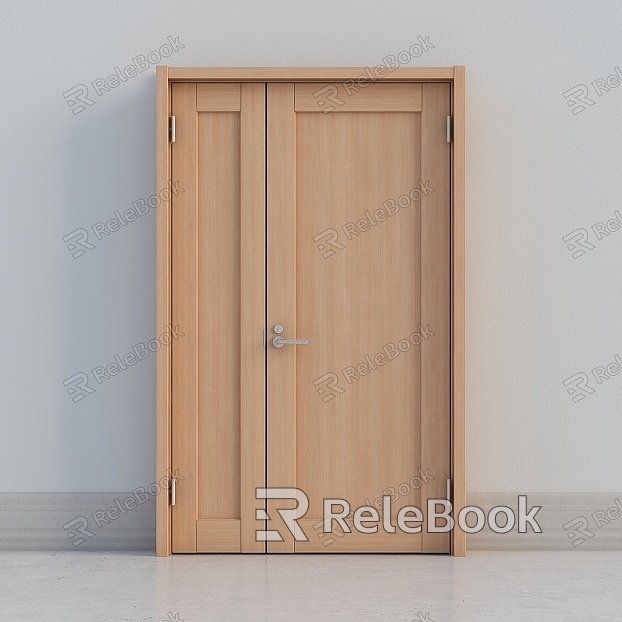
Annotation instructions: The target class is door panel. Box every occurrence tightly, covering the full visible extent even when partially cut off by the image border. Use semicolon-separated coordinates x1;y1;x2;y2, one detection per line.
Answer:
172;80;451;554
267;82;450;553
171;83;266;553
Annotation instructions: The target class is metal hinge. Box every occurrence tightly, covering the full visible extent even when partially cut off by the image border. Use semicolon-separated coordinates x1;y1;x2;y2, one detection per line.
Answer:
446;478;452;502
446;116;452;143
169;116;176;143
170;475;176;506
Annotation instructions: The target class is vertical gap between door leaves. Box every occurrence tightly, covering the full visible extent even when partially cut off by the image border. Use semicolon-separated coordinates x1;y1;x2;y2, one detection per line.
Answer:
170;85;175;553
418;102;423;551
448;82;454;553
263;82;268;554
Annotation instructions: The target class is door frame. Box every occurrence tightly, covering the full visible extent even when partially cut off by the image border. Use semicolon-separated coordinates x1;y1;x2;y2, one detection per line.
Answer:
155;66;466;556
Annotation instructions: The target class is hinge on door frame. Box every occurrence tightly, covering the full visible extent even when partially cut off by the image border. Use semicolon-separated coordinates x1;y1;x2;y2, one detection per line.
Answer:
169;116;176;143
170;474;176;506
446;116;452;143
446;478;452;502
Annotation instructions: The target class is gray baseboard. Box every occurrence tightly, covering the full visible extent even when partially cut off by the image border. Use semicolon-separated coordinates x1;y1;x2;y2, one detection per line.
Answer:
1;492;620;551
467;493;622;550
0;493;155;551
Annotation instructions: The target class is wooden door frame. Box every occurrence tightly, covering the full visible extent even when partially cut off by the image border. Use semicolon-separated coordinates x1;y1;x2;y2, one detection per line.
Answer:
155;66;466;556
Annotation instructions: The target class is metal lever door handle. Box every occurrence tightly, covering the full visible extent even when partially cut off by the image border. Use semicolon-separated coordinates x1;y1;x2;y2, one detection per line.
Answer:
272;336;308;349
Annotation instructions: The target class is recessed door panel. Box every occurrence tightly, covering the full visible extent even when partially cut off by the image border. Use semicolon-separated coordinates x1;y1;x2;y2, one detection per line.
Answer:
171;82;266;553
267;83;450;553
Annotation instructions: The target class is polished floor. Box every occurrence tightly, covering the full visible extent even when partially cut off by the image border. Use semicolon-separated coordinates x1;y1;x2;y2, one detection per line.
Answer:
0;551;620;621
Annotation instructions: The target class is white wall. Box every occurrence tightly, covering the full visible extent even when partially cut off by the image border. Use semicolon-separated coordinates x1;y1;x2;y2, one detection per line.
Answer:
1;0;621;493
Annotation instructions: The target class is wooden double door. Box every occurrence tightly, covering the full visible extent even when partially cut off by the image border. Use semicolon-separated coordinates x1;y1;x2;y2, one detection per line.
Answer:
171;81;451;553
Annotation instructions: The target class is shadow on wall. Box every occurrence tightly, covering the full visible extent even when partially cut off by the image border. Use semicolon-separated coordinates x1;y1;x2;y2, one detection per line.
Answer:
60;74;158;493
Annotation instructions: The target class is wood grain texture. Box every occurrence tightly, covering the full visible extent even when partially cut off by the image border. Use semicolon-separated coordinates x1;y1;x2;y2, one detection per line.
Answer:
276;82;451;553
168;67;455;82
172;83;266;553
171;82;198;553
155;65;171;557
420;83;451;552
239;83;266;552
159;67;465;556
266;84;297;552
294;109;423;552
197;520;241;552
197;111;241;520
197;83;241;111
296;520;422;553
295;83;422;112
